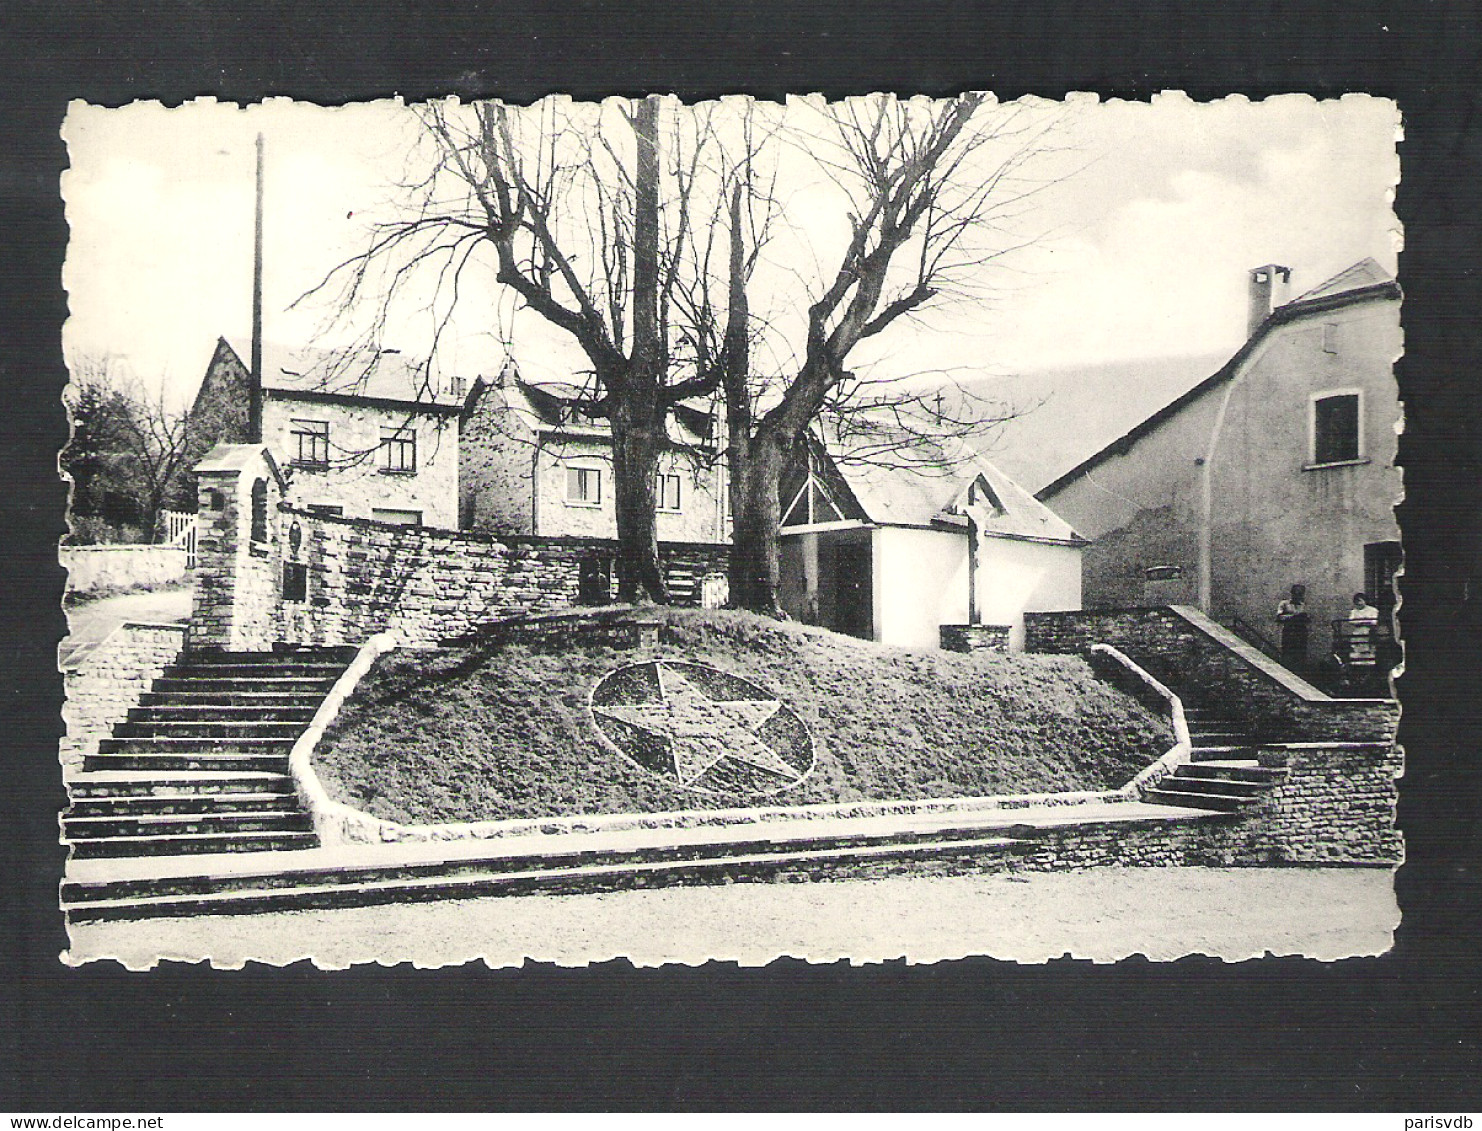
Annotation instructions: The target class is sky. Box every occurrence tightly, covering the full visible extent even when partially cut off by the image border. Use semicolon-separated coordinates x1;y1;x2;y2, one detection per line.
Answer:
61;92;1400;410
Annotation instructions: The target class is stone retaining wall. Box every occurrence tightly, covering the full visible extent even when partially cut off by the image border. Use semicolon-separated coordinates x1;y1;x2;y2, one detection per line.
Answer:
275;507;731;648
60;622;187;771
1013;739;1403;868
61;545;187;594
185;442;733;652
1025;605;1399;744
939;624;1012;653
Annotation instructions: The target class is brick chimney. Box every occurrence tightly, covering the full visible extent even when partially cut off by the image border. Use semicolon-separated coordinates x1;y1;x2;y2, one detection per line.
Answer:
1248;264;1292;338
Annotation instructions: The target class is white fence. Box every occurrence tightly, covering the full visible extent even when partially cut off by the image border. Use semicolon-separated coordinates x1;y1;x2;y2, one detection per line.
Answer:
162;509;198;568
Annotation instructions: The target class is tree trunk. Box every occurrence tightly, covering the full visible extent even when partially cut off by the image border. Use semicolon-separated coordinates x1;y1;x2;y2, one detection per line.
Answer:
610;411;668;604
729;427;789;615
607;95;670;605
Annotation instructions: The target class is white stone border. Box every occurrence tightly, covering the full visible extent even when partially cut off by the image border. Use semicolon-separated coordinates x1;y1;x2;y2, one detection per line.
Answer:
292;635;1185;847
287;632;406;844
1087;642;1193;798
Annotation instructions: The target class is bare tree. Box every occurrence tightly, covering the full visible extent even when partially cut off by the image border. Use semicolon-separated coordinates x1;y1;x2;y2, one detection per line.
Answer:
722;93;1064;613
305;96;755;602
62;356;191;543
302;93;1062;611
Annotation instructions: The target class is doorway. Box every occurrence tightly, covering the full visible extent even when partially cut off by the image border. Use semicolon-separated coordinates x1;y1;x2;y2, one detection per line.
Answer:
821;535;873;640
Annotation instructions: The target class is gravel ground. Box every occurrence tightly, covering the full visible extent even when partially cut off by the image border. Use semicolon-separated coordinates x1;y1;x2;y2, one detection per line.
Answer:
65;865;1398;969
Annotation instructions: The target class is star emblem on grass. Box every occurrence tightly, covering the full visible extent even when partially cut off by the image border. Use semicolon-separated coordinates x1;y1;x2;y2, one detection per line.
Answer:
591;662;812;792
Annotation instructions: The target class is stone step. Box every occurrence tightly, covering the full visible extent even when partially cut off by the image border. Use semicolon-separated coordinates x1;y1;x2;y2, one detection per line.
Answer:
1178;760;1288;784
162;664;347;683
97;734;294;754
64;830;320;861
1186;729;1253;744
1142;787;1253;813
1190;744;1261;760
181;648;357;665
67;792;300;816
84;751;293;775
61;830;1031;920
67;771;294;798
126;703;319;723
110;719;306;740
151;676;339;695
1154;774;1264;799
138;690;329;709
63;810;313;840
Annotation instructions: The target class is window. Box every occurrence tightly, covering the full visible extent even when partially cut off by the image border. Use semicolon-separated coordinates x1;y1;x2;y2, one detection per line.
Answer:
372;507;422;526
449;375;467;398
1311;391;1361;465
379;425;416;474
1322;323;1339;354
283;562;308;603
306;504;343;517
566;466;601;506
292;420;330;468
249;479;268;543
656;472;682;512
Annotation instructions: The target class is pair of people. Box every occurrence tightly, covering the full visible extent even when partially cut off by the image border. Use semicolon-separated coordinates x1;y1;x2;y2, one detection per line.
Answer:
1276;585;1380;668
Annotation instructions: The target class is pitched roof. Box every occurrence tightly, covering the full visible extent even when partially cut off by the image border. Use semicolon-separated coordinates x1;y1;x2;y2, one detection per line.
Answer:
193;442;287;487
222;338;471;409
962;352;1232;493
512;379;715;446
1295;257;1392;302
1036;261;1401;500
817;436;1083;544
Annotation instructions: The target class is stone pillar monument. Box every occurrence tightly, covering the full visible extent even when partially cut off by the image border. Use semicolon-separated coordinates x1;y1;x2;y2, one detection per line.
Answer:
190;443;286;652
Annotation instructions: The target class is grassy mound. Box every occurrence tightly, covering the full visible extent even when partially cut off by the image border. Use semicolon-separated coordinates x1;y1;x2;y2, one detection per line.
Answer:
312;608;1174;824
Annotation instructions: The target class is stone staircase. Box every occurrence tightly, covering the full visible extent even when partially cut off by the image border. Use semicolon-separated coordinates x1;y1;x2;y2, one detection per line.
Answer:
1142;697;1289;813
59;799;1225;923
62;647;356;860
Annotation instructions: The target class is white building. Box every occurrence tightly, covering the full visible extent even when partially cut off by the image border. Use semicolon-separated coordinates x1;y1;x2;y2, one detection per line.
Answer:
779;436;1086;650
188;338;468;529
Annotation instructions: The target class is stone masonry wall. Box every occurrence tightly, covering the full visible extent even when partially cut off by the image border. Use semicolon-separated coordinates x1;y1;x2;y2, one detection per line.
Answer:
61;545;188;594
60;622;187;771
940;624;1012;653
262;399;460;529
1025;605;1398;744
276;507;731;648
1009;738;1403;868
192;457;283;651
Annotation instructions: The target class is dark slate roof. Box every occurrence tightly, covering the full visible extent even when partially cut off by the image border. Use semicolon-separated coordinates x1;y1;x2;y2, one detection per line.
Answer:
1035;261;1401;501
223;338;471;410
514;379;715;446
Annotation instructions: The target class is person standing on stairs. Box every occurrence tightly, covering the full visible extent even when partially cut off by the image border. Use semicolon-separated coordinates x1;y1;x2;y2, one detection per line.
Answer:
1275;583;1310;671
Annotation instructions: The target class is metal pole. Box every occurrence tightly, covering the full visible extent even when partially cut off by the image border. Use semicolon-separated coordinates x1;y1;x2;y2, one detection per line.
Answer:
249;132;264;444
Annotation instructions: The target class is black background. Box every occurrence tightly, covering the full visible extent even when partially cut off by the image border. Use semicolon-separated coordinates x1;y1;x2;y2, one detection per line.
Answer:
3;0;1480;1111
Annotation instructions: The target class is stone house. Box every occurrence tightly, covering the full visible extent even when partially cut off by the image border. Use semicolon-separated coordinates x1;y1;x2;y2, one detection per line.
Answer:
779;434;1086;650
459;365;727;544
1036;259;1403;671
186;338;468;529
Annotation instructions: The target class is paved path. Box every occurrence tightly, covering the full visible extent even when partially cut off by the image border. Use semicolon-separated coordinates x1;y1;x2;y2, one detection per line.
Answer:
60;585;192;665
65;865;1399;969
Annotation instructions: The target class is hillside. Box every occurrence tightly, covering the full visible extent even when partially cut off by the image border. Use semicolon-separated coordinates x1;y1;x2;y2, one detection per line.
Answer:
312;608;1174;824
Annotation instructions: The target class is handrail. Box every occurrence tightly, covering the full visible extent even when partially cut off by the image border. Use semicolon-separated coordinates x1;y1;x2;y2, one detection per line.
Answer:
1228;614;1281;660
